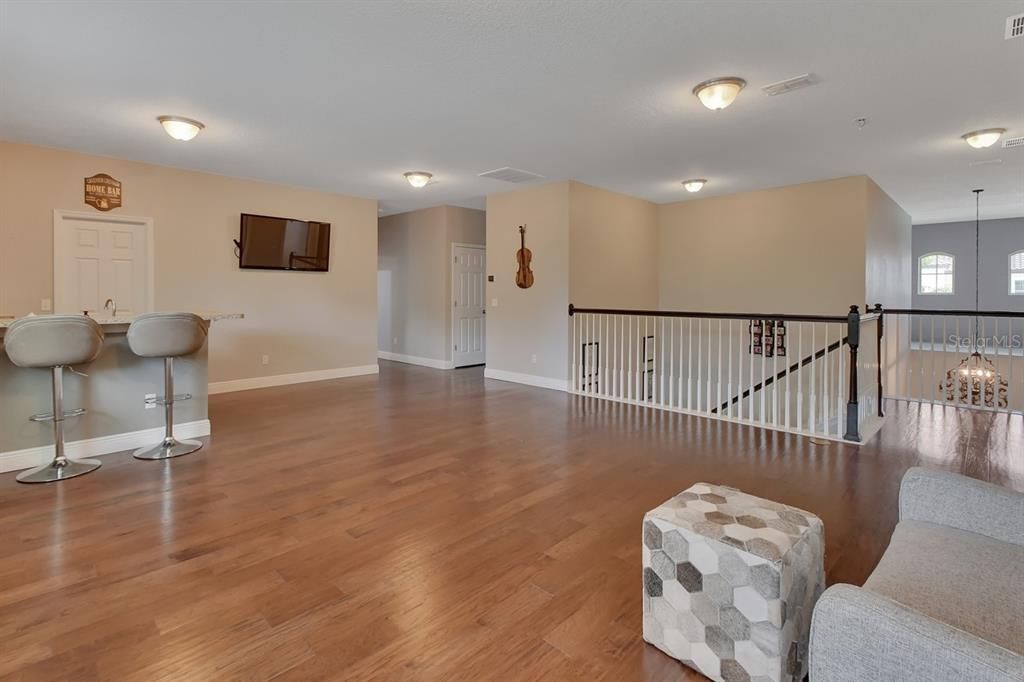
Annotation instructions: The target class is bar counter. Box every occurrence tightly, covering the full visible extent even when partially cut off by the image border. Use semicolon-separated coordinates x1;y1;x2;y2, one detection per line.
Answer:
0;313;242;472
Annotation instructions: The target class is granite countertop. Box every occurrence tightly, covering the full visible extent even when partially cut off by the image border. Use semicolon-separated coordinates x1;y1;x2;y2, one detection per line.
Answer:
0;312;244;330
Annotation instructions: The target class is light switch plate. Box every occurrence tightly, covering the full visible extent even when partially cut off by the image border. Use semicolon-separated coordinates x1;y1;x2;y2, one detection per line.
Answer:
41;298;52;312
491;298;498;307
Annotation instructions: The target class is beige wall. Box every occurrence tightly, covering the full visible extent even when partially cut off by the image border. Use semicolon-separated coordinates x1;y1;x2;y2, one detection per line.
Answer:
377;205;485;363
658;175;911;316
485;181;660;385
486;182;571;383
0;140;378;383
864;177;912;309
658;176;870;316
569;181;658;309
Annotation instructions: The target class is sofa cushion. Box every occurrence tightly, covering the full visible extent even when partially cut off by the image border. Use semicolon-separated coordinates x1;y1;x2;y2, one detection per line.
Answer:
865;520;1024;655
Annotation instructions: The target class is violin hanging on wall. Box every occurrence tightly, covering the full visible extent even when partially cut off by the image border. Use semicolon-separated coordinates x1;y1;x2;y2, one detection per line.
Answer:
515;225;534;289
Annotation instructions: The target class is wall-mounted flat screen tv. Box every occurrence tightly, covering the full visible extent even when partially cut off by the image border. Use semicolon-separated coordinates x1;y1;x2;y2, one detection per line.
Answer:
238;213;331;271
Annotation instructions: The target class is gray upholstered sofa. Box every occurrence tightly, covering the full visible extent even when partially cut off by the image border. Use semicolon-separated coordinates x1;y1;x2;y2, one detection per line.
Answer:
809;467;1023;681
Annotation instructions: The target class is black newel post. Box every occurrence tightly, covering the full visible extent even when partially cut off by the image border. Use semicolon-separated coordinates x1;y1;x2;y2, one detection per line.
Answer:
843;305;861;442
874;303;884;417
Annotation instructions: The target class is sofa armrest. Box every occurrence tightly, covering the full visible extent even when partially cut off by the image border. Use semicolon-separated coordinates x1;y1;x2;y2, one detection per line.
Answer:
899;467;1024;546
810;585;1022;682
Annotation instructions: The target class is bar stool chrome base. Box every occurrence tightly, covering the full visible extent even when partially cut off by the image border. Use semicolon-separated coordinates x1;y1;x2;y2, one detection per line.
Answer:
133;436;202;460
17;457;102;484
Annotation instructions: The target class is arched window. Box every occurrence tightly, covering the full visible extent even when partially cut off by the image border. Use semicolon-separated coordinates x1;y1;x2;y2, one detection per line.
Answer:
918;253;954;295
1011;251;1024;295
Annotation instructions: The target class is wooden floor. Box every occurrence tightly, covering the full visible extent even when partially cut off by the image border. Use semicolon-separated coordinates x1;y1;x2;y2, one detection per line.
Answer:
1;362;1020;681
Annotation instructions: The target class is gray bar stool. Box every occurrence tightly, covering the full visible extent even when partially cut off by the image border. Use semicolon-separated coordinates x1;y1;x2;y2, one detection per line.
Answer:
4;315;105;483
127;313;208;460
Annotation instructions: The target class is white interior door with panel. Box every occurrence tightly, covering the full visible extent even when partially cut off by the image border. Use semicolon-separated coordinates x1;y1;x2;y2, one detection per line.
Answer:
53;210;154;316
452;244;486;367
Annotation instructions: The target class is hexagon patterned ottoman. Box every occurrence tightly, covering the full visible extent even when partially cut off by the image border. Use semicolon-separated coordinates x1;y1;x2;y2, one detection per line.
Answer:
642;482;824;682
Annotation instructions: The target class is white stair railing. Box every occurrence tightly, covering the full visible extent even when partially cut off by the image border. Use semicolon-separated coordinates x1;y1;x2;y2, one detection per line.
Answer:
569;304;880;442
881;308;1023;415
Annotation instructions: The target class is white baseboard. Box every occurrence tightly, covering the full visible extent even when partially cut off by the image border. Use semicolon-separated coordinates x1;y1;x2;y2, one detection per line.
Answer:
484;368;568;392
0;419;211;474
377;351;454;370
208;364;379;395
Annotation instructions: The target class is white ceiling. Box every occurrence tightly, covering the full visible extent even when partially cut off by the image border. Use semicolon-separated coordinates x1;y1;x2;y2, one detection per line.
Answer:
1;1;1022;223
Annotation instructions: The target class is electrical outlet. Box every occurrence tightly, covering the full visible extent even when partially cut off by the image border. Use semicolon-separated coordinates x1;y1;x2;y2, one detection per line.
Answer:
261;354;270;366
393;337;398;345
144;393;157;409
531;354;537;364
40;298;52;312
491;298;498;307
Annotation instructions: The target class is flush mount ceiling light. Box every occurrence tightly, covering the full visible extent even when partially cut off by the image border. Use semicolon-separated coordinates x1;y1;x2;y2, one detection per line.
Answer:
693;77;746;110
157;115;205;141
403;171;433;188
682;179;707;193
961;128;1006;149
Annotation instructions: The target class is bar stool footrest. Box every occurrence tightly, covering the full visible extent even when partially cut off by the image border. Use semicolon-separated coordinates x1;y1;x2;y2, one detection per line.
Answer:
28;408;87;422
144;393;193;406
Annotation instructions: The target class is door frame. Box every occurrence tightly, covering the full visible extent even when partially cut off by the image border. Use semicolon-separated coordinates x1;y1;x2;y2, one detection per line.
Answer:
451;242;486;368
53;209;155;314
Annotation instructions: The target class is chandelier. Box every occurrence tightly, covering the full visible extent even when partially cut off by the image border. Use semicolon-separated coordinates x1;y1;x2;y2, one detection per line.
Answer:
939;189;1008;409
942;352;1009;408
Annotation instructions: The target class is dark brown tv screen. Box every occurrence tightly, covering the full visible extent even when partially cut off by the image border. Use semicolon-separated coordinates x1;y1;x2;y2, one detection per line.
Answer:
238;213;331;271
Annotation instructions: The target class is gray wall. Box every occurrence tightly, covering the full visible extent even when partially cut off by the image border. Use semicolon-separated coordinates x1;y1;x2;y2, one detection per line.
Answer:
912;217;1024;312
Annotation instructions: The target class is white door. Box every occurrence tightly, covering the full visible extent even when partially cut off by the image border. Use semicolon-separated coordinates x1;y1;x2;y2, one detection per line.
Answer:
452;244;486;367
54;211;153;316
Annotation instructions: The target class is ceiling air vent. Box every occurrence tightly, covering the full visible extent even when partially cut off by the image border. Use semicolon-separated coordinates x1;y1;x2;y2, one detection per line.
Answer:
1006;13;1024;39
761;74;815;96
1002;135;1024;148
477;167;545;183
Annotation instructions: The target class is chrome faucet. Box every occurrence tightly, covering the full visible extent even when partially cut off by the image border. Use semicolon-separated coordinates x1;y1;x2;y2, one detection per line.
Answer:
104;298;117;317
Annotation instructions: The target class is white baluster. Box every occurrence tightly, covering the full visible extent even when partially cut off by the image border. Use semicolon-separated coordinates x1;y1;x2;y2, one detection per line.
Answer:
669;318;675;409
679;318;685;411
837;322;844;438
761;323;770;425
697;319;703;412
929;316;936;404
571;312;577;392
727;320;734;418
796;322;803;431
601;314;607;397
661;317;667;407
824;324;832;436
687;319;693;411
786;321;794;428
716;319;723;417
771;322;778;426
653;316;659;406
748;319;755;421
1009;318;1014;413
810;324;817;433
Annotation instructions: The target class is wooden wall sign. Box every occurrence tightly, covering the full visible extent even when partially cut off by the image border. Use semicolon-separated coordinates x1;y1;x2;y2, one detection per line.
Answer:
84;173;122;211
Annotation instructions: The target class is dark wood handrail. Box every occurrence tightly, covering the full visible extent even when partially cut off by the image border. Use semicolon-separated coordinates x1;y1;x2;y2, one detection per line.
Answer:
711;336;849;415
883;308;1022;318
568;304;846;324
